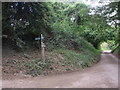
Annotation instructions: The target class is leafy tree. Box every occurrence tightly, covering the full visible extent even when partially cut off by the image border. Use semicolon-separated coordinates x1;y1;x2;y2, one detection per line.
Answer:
91;1;119;45
2;2;52;48
2;2;119;50
49;2;118;49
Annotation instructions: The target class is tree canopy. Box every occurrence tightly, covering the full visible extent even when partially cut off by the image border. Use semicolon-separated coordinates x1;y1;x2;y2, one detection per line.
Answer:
2;1;119;49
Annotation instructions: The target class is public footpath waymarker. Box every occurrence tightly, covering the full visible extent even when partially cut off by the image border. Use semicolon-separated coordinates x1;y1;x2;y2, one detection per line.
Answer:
35;37;41;41
35;34;46;61
35;36;41;50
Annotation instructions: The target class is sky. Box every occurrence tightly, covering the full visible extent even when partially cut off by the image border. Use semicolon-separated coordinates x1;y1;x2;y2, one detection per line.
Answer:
82;0;111;7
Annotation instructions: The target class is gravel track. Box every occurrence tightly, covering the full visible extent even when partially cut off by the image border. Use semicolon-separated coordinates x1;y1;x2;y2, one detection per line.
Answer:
2;53;118;88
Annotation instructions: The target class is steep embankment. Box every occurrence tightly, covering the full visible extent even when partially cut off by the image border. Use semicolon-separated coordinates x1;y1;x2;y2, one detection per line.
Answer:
25;37;100;76
2;53;118;88
2;38;100;78
112;46;120;59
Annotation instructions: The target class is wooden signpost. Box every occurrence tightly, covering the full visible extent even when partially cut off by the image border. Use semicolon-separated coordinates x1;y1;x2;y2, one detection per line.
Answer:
35;34;46;61
41;34;46;61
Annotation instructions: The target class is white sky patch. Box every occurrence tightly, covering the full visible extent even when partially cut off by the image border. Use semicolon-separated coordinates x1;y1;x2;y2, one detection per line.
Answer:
109;11;117;17
82;0;111;7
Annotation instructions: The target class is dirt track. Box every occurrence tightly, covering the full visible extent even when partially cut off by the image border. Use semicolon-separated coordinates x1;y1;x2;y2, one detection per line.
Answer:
2;53;118;88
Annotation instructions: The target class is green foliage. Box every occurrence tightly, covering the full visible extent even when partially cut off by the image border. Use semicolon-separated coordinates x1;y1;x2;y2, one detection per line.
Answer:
23;58;53;76
48;2;118;49
95;2;119;28
112;45;120;58
107;40;118;50
23;36;100;76
2;2;118;49
50;44;100;68
100;42;111;51
92;2;119;45
3;2;119;77
2;2;52;48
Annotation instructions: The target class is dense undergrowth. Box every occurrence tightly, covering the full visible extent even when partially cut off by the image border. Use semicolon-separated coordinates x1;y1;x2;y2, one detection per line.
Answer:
3;32;101;77
23;48;100;76
22;35;100;76
112;45;120;58
2;2;106;77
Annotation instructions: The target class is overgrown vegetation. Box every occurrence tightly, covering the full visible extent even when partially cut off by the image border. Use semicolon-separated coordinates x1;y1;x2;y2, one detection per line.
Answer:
23;50;100;76
2;2;119;49
112;45;120;58
2;1;119;77
22;39;100;76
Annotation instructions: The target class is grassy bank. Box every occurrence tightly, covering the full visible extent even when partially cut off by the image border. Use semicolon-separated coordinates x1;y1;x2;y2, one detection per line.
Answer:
22;38;100;76
112;45;120;58
3;33;101;77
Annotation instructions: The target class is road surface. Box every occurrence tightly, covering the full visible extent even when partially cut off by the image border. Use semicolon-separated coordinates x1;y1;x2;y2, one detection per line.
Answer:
2;53;118;88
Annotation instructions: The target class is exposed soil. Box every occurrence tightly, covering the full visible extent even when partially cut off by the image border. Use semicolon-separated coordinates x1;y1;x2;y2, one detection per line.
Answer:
2;52;118;88
2;47;44;79
2;46;99;78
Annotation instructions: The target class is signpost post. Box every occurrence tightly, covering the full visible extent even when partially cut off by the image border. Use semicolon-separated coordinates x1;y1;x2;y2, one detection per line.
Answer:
35;34;46;61
41;34;45;61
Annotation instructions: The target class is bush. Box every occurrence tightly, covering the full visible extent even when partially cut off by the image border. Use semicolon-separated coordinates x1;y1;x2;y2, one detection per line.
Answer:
23;58;53;76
